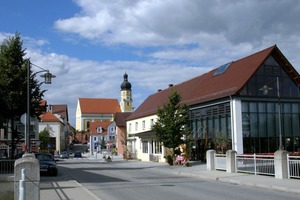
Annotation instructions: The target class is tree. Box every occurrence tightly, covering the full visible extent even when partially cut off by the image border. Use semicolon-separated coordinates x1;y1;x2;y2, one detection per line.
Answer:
0;33;45;157
152;89;190;154
101;137;106;149
39;129;50;150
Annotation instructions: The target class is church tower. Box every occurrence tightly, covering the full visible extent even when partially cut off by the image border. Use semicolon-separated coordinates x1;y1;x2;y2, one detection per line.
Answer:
120;72;133;112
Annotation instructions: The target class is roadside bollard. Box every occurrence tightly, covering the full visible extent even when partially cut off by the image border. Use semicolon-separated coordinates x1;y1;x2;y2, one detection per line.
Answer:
19;169;25;200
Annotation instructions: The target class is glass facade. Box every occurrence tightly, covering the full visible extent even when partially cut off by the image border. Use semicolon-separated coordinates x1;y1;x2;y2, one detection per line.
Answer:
190;103;231;140
190;103;231;160
242;101;300;153
240;56;300;153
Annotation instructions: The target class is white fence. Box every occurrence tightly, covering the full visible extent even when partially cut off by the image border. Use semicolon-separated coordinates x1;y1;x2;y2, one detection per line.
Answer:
288;156;300;179
213;152;300;179
236;154;275;176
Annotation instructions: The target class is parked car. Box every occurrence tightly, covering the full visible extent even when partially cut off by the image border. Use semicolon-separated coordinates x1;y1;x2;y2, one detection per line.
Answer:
74;151;82;158
35;153;58;176
60;151;69;159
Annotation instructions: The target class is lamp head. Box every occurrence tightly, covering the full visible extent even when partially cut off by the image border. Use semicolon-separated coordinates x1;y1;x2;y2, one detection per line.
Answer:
40;71;56;84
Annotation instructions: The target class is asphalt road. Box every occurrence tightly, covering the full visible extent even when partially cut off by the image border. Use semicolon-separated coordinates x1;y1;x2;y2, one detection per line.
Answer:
40;157;300;200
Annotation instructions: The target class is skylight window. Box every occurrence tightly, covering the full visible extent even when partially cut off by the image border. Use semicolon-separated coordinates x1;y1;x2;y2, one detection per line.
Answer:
213;62;232;76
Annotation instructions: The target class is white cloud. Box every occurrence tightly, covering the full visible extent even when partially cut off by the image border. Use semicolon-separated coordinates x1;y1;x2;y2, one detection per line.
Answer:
2;0;300;127
54;0;300;48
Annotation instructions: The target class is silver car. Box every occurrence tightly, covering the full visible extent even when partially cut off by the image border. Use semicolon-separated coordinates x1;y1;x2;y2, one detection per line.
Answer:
60;151;69;159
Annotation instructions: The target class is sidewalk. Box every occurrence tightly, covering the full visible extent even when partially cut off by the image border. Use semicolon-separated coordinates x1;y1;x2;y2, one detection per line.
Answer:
40;159;300;200
159;162;300;194
40;180;101;200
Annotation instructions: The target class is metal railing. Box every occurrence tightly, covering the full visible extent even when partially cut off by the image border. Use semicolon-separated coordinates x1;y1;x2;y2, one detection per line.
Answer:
288;155;300;179
0;159;15;174
213;152;300;179
236;154;274;176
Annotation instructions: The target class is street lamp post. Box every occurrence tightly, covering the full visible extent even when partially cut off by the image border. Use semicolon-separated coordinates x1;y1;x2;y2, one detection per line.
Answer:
25;60;56;152
260;77;284;150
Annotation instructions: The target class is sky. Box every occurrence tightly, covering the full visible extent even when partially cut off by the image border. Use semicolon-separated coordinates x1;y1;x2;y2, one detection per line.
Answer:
1;0;300;127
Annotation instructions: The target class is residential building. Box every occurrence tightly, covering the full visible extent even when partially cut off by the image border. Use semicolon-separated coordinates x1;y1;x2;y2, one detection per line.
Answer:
39;111;68;152
49;104;72;148
88;121;115;154
0;100;48;156
115;112;132;156
126;45;300;162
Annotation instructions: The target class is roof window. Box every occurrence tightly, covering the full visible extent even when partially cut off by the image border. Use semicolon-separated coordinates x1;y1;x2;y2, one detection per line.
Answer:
213;62;232;76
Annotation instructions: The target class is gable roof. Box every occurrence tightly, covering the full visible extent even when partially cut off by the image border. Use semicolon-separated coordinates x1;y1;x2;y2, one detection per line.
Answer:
128;45;300;120
115;112;132;126
78;98;121;114
50;104;68;121
89;121;113;135
40;111;63;123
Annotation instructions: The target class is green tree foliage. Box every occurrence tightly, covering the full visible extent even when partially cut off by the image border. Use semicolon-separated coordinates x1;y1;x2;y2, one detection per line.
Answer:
101;137;106;149
39;129;50;150
0;33;27;121
0;33;45;157
152;90;190;150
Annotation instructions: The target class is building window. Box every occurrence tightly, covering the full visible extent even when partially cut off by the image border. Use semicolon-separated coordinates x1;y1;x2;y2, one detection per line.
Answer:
86;121;90;131
142;141;148;153
109;136;115;140
150;119;154;127
135;122;138;131
97;127;102;133
129;123;132;132
142;120;145;130
154;141;162;154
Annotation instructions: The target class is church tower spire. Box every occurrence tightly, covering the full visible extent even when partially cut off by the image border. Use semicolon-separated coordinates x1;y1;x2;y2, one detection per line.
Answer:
120;72;133;112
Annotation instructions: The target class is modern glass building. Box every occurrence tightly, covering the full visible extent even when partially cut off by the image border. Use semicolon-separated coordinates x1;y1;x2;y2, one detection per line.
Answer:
126;45;300;162
189;46;300;159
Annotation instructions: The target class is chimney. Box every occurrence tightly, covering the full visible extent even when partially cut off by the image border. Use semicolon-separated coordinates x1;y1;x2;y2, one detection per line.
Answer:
169;84;173;87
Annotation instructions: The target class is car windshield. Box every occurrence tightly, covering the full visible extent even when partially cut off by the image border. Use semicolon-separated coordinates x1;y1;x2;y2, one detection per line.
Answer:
36;154;54;161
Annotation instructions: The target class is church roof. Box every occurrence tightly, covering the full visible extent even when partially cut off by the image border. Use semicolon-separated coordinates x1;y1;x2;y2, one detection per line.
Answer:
78;98;121;114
